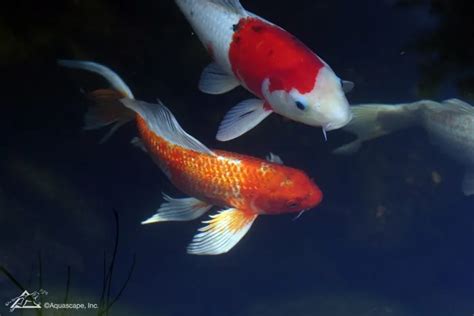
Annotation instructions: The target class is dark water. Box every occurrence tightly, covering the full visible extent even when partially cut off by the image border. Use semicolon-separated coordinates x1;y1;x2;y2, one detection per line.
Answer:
1;0;473;315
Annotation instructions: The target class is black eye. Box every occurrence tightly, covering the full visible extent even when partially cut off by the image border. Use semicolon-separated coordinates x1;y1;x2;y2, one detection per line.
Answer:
295;101;306;110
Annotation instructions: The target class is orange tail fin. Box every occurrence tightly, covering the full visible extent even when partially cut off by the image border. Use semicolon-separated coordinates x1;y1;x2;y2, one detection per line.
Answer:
58;60;136;143
84;88;135;143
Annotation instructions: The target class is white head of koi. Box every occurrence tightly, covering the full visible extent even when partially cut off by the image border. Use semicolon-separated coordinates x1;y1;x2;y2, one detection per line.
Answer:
262;66;352;135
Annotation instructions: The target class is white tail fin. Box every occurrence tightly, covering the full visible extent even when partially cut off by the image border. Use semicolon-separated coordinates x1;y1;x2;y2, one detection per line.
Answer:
58;60;134;99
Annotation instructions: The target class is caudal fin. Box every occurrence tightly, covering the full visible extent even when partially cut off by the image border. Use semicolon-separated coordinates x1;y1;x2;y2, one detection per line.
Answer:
333;100;432;154
58;60;135;142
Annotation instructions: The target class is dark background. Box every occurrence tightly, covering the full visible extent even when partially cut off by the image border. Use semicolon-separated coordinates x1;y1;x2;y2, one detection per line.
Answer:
0;0;473;315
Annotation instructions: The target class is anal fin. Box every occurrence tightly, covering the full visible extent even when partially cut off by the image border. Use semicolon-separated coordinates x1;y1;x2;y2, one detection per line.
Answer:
187;208;257;255
142;194;212;224
199;62;240;95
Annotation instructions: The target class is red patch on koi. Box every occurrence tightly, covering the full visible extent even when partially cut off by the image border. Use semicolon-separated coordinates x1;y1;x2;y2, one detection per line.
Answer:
228;17;324;97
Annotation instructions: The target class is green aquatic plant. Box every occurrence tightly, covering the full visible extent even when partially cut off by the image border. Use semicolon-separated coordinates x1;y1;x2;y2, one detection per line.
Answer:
0;210;136;316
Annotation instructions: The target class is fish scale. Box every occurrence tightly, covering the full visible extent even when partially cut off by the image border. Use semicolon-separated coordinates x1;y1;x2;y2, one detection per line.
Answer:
136;115;319;215
423;109;474;165
137;116;250;209
337;98;474;196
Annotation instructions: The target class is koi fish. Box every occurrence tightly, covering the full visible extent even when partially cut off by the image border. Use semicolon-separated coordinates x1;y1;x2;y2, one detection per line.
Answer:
175;0;353;141
59;60;323;255
333;99;474;195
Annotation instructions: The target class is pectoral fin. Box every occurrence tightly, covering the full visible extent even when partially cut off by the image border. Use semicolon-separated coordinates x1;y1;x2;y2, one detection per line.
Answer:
216;99;272;141
462;168;474;196
342;80;355;93
187;208;257;255
199;62;240;95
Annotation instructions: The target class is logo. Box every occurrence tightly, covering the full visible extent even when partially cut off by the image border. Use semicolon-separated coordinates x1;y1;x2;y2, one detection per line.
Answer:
5;289;48;312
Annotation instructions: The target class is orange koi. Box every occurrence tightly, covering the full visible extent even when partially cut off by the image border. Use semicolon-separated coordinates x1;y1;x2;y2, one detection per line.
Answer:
60;60;323;255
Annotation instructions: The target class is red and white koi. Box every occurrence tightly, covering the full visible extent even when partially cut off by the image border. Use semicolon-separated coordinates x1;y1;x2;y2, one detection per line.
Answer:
175;0;353;140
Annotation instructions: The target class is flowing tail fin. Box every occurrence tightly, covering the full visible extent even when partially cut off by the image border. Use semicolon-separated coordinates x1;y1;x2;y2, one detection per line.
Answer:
333;100;435;154
58;60;136;143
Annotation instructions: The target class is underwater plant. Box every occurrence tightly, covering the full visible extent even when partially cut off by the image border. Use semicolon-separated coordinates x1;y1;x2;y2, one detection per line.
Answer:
0;210;136;316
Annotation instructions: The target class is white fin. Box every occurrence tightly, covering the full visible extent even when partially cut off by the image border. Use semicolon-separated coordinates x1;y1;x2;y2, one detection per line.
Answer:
342;80;354;93
58;60;134;99
217;99;272;141
462;168;474;196
187;208;257;255
266;152;283;164
442;99;474;114
142;194;212;224
208;0;246;15
131;137;147;152
121;98;215;156
199;63;240;95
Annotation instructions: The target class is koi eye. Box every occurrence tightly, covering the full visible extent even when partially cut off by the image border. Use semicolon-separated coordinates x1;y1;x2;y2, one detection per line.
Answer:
295;101;306;111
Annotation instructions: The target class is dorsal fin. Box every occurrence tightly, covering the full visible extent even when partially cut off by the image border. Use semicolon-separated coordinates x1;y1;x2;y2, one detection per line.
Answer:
121;98;215;156
209;0;245;15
